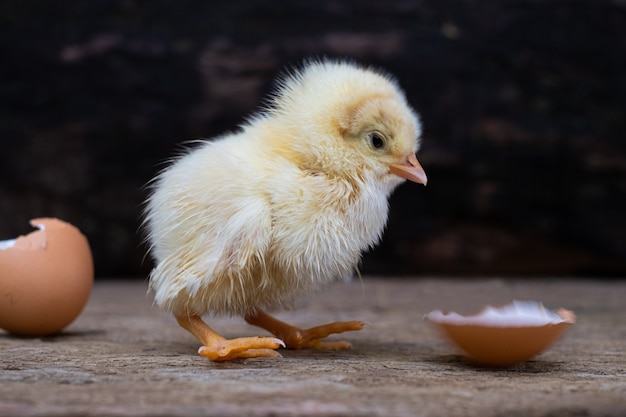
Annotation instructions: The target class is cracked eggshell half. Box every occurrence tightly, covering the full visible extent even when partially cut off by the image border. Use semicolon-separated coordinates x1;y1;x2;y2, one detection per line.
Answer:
0;218;94;336
425;300;575;366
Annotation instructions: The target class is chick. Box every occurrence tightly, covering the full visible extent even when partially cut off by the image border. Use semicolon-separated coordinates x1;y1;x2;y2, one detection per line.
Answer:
144;59;427;361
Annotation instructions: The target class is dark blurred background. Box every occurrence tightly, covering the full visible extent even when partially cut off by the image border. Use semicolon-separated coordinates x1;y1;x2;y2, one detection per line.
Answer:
1;0;625;278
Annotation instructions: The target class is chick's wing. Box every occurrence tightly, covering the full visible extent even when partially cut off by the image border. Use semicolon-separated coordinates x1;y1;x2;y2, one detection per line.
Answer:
147;137;274;311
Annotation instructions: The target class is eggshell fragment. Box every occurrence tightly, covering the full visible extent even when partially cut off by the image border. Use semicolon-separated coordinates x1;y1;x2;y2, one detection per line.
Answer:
425;301;575;366
0;218;94;336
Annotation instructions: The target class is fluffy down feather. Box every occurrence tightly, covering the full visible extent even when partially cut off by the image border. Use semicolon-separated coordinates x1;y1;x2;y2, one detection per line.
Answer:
144;59;424;318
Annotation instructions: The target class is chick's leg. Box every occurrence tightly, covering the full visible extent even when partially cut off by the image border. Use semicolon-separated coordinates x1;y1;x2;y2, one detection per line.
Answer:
176;314;284;361
245;310;365;350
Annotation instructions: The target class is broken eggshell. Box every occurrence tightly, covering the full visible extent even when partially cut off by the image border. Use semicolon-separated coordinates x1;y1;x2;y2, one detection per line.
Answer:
0;218;94;336
425;300;575;366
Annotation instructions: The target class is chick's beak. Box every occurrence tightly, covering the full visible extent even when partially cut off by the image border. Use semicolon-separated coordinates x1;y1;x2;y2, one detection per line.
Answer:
388;153;428;185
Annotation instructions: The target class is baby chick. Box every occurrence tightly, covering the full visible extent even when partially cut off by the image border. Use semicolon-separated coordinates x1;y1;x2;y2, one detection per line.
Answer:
144;59;427;361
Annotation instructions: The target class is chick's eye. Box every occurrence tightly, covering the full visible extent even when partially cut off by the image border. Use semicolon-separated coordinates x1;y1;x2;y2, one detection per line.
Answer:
369;132;385;150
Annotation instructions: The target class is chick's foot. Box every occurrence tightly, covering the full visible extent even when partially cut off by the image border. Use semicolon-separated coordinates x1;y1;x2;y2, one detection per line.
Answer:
245;310;365;350
176;314;284;361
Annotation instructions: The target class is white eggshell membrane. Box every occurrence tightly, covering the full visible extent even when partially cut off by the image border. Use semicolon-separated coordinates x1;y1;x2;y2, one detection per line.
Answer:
425;300;575;327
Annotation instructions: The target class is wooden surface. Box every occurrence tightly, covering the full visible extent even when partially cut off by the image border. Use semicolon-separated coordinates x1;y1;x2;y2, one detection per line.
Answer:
1;278;625;417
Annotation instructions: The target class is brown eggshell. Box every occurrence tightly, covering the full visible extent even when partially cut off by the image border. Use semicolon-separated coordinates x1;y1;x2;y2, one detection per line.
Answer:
0;218;94;336
426;301;575;367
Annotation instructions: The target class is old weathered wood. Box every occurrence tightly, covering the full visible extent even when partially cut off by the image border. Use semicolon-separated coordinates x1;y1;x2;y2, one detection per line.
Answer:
1;278;624;416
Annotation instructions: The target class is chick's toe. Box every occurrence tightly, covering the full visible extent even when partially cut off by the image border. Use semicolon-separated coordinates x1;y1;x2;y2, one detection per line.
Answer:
177;314;284;361
198;343;283;362
246;310;365;350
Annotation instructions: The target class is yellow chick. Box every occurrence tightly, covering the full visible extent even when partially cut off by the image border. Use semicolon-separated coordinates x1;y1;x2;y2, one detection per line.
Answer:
144;59;427;361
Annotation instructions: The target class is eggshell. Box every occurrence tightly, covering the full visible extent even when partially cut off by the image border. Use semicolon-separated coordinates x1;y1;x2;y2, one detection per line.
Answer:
425;301;575;367
0;218;94;336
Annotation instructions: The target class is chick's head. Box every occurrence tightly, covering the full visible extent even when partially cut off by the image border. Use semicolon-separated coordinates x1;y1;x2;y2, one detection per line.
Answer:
266;60;427;189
